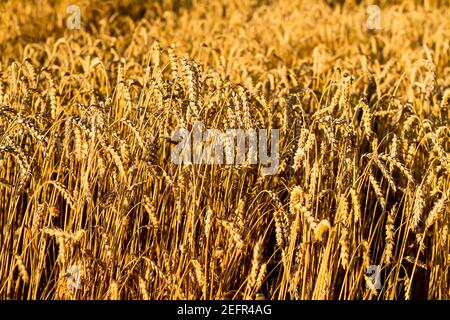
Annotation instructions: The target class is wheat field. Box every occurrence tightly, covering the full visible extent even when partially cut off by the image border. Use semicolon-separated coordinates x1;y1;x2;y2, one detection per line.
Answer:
0;0;449;300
